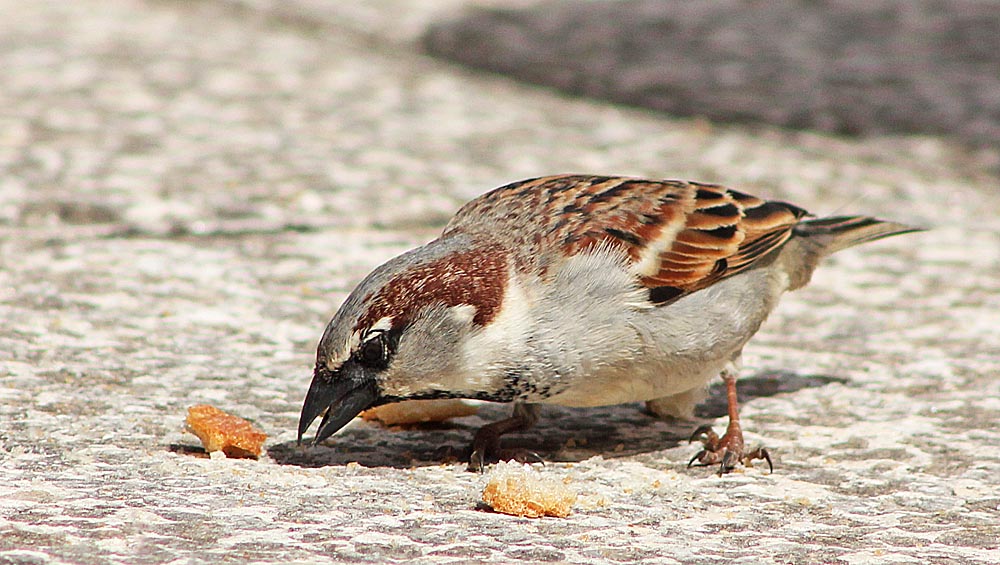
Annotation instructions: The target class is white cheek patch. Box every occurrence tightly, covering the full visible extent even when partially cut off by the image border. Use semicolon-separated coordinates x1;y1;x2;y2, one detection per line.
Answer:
460;273;533;388
448;304;477;326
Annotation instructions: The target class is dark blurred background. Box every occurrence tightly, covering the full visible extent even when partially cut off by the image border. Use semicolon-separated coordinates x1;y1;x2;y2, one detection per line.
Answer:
424;0;1000;149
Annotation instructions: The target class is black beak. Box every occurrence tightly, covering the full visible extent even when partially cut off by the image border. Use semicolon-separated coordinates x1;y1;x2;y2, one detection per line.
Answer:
297;363;378;446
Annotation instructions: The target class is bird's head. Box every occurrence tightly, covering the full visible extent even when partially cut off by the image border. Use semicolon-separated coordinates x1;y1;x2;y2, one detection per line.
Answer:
297;235;510;445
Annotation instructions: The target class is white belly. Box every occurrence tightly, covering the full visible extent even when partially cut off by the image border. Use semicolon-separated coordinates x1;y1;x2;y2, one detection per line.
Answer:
464;248;788;409
519;253;786;408
540;356;729;407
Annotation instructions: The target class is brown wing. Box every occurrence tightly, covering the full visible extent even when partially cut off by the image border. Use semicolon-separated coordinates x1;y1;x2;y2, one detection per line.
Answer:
444;174;808;304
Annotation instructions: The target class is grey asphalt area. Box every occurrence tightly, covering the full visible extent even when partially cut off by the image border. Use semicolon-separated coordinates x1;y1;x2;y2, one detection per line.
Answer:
1;1;998;564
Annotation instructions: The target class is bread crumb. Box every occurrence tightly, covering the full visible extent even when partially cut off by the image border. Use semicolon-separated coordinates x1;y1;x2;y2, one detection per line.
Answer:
360;399;478;426
481;461;576;518
185;405;267;459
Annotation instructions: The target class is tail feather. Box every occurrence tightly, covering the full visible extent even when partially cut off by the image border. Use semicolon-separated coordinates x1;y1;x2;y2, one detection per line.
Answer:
794;216;924;256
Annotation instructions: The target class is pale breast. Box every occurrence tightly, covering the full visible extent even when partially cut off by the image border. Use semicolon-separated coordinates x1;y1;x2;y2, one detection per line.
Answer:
527;256;787;407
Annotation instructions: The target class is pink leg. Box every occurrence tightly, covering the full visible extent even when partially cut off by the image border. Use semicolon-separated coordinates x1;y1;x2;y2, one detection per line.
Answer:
688;367;772;475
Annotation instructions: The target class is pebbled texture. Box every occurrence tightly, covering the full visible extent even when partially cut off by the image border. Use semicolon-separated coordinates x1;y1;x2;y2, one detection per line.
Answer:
0;1;998;564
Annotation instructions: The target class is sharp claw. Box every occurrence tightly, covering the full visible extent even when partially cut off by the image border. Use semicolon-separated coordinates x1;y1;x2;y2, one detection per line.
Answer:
687;425;775;475
519;451;545;466
467;449;486;473
467;434;498;473
689;424;715;444
466;404;540;472
758;447;773;474
688;450;707;468
720;450;740;475
469;448;545;472
688;367;775;475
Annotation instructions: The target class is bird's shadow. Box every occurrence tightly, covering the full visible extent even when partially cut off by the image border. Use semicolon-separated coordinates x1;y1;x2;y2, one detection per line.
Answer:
266;370;846;469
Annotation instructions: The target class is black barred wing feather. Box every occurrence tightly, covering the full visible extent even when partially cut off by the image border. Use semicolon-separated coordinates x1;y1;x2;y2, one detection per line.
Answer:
445;174;809;305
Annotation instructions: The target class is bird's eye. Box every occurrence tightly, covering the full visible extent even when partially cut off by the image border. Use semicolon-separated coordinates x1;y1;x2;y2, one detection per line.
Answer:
359;333;387;368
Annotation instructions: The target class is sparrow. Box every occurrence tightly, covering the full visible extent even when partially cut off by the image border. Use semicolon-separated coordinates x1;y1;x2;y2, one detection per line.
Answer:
297;174;920;473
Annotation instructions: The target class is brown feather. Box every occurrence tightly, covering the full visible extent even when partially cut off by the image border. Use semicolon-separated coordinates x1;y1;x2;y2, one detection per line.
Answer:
444;174;811;304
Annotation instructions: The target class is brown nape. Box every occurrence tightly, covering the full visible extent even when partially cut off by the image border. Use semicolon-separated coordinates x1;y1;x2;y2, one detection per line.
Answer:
353;246;508;333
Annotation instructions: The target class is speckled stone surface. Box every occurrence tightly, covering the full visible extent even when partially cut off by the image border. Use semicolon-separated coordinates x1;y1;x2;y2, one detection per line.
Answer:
1;1;998;564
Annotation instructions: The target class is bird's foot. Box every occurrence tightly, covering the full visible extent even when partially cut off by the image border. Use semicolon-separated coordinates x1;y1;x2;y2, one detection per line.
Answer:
467;441;544;473
688;423;772;475
467;403;541;472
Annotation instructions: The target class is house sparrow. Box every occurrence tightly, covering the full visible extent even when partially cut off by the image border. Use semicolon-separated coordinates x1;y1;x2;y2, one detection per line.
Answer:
297;174;919;473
